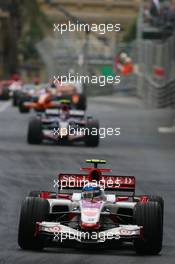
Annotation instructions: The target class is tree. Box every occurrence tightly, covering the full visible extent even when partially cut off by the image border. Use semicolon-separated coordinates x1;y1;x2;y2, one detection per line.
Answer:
19;0;50;60
122;17;137;43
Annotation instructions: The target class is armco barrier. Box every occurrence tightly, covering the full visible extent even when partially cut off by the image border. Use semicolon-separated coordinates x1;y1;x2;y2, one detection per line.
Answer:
137;4;175;108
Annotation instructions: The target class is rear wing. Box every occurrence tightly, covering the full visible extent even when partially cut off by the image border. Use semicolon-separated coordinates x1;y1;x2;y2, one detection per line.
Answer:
57;173;135;195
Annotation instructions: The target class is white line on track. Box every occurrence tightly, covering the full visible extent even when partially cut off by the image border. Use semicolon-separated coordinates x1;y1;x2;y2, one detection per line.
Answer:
0;101;11;113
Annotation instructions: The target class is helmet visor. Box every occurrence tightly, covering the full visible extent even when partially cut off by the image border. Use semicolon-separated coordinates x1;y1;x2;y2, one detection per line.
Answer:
82;189;101;199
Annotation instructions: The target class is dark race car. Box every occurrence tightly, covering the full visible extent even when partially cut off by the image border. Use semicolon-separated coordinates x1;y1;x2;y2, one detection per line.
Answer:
18;159;164;254
27;100;99;146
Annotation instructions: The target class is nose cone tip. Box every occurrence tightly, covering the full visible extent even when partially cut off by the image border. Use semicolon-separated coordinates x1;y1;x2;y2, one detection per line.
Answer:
80;222;100;230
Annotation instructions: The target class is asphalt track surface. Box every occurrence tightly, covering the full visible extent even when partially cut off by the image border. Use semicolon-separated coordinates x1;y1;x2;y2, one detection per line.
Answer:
0;96;175;264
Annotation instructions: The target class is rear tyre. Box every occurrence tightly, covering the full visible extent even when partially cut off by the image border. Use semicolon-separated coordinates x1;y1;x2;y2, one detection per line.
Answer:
13;91;19;106
76;94;87;110
147;195;164;213
134;201;163;255
19;99;30;113
85;120;99;147
137;195;164;223
18;197;49;250
27;117;42;144
1;87;9;100
147;195;164;223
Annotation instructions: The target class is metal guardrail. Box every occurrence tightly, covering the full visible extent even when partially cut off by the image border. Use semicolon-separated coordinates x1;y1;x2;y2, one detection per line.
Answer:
137;4;175;109
137;72;175;108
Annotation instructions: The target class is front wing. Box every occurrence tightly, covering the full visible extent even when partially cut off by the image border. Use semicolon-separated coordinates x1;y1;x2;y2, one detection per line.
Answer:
36;222;142;243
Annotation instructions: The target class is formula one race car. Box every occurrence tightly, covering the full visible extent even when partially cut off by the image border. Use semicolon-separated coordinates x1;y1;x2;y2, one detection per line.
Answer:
27;100;99;146
54;81;87;110
17;83;48;112
20;81;86;113
0;74;22;103
18;160;164;254
0;80;11;100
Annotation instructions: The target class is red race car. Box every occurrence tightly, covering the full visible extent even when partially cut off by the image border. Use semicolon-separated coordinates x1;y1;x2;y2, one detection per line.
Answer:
18;159;164;254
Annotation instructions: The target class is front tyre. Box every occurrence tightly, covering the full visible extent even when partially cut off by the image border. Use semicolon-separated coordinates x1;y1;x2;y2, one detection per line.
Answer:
27;117;42;144
18;197;49;250
134;201;163;255
76;94;87;110
147;195;164;217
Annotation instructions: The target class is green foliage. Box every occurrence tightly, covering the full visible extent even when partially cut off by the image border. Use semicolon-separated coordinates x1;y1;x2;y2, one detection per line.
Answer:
122;17;137;43
19;0;51;60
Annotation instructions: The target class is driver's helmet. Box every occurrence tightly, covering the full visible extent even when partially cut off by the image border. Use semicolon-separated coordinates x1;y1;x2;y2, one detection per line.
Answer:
60;103;70;113
59;101;71;120
81;184;103;200
60;100;71;112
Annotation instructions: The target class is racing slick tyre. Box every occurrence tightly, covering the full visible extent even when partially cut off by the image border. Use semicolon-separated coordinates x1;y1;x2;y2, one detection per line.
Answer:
137;195;164;223
134;201;163;255
12;91;19;106
76;94;87;110
18;197;49;250
19;99;30;113
1;87;9;100
85;120;99;147
147;195;164;223
147;195;164;212
27;117;42;144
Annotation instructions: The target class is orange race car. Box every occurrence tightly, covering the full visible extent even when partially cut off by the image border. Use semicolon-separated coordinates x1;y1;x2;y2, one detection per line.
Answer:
19;82;87;113
24;92;60;111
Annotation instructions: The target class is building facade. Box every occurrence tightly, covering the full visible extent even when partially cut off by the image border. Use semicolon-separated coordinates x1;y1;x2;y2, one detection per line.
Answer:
39;0;140;27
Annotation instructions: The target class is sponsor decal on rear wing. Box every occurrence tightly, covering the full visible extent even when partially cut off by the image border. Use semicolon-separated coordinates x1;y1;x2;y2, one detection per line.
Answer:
55;174;135;192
